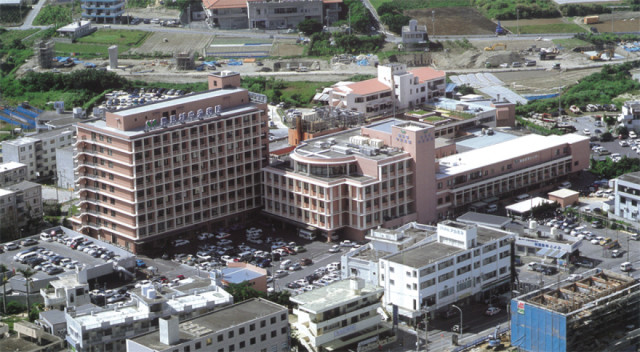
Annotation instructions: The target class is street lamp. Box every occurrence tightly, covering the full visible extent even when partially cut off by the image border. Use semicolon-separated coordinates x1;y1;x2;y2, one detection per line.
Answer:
431;11;435;38
452;304;463;338
516;9;519;36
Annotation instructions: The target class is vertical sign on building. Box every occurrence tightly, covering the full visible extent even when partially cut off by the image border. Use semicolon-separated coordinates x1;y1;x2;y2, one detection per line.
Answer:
517;301;525;314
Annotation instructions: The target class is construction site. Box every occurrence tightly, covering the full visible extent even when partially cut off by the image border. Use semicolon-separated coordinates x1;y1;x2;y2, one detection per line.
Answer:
511;269;640;352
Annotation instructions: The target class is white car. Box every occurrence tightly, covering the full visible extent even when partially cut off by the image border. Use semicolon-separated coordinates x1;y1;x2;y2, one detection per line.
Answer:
197;233;215;241
173;239;190;247
216;232;231;239
217;239;233;246
328;245;340;253
590;239;600;245
485;307;501;316
568;274;583;281
340;240;354;247
274;270;288;278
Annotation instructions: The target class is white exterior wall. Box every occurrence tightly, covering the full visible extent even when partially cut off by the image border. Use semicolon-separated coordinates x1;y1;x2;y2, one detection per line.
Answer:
380;235;513;319
56;147;76;190
248;0;323;29
0;162;27;188
2;138;38;180
1;130;74;180
614;177;640;220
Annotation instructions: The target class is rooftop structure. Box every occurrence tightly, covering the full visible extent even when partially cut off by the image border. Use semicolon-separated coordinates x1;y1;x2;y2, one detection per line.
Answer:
402;19;427;45
511;269;640;352
57;20;95;39
0;321;65;352
40;272;90;309
126;298;289;352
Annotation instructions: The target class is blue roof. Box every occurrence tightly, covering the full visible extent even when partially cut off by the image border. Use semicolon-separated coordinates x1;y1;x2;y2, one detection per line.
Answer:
367;118;404;134
536;248;552;256
221;266;263;283
445;83;457;93
456;129;519;150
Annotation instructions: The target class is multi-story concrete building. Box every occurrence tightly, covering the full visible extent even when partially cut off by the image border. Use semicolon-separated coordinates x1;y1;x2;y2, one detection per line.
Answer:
71;71;269;253
435;133;589;219
292;277;390;352
328;64;446;117
264;117;589;241
3;181;42;228
66;279;233;352
0;161;27;187
402;19;427;45
81;0;125;23
613;171;640;222
56;146;76;190
379;220;515;320
125;298;289;352
264;119;438;241
1;127;75;181
617;100;640;131
203;0;341;29
40;272;91;310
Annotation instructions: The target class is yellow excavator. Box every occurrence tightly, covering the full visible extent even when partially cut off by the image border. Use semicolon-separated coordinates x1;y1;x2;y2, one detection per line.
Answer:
589;49;613;61
484;43;507;51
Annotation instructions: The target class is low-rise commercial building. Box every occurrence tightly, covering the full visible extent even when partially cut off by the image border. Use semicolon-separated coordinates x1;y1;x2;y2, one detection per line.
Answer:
547;188;579;208
292;277;389;352
125;298;289;352
379;220;515;320
57;20;96;39
40;272;91;310
221;262;268;292
402;19;427;45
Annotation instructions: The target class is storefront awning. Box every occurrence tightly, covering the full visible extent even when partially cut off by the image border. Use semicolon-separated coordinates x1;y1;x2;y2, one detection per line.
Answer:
536;248;552;256
550;250;567;258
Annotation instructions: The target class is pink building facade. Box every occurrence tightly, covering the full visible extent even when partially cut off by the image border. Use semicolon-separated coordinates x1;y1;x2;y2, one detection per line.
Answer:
264;120;589;241
71;72;269;253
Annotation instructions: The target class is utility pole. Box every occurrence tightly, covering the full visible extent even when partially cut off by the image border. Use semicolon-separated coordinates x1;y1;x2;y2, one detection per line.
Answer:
516;8;519;36
348;7;351;35
431;11;435;38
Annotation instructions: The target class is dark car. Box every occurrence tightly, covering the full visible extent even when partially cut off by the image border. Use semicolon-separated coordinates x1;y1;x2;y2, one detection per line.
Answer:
45;267;64;275
21;238;38;246
287;282;301;289
26;257;45;267
300;258;313;266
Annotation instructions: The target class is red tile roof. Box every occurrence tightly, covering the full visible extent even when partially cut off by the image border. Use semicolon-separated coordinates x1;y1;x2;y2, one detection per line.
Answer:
203;0;246;10
337;79;390;96
410;67;446;83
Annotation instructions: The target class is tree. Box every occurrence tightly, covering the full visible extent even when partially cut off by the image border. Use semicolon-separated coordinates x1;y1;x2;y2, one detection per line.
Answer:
18;268;35;319
298;19;322;36
617;125;629;137
0;264;8;314
600;131;613;142
225;282;262;303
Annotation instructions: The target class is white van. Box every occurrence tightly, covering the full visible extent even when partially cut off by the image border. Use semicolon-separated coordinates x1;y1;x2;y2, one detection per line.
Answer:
516;194;531;201
17;252;38;263
298;227;316;241
40;232;53;242
280;259;292;269
621;262;633;272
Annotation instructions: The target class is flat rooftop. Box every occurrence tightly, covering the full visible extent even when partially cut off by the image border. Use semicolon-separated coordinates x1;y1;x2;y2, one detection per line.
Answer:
548;188;579;198
294;119;412;161
386;226;512;268
129;298;285;349
455;128;519;151
437;133;588;178
456;212;511;228
5;180;39;192
221;266;263;283
618;171;640;185
291;279;381;313
113;88;246;117
0;161;26;171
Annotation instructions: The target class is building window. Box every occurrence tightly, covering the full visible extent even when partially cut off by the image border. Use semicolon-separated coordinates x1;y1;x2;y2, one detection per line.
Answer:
260;320;266;328
217;335;223;342
261;334;266;341
250;337;256;345
195;342;201;350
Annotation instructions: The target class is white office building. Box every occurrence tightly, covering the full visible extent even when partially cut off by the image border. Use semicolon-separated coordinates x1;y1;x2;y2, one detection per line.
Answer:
379;220;514;320
1;127;75;181
125;298;289;352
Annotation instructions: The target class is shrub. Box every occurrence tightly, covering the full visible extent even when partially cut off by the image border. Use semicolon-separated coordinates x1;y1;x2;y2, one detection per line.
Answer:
6;301;26;314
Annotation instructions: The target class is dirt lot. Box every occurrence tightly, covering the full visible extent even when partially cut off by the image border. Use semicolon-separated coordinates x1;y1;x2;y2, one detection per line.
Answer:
130;32;213;55
125;7;180;20
404;7;496;36
494;68;601;93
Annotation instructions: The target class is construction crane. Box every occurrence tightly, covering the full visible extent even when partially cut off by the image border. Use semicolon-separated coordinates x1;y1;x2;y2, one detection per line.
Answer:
484;43;507;51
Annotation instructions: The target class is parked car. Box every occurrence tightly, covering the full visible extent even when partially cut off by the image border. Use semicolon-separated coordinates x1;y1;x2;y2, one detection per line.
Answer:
568;274;583;281
300;258;313;266
21;238;38;246
274;270;288;278
328;245;340;253
173;239;190;247
485;307;501;316
611;249;623;258
4;242;19;251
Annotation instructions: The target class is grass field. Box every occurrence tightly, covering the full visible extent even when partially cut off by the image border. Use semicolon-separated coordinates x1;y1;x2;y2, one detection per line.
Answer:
77;29;150;46
55;29;150;58
0;28;39;45
281;81;326;107
370;0;470;10
516;23;587;34
552;38;592;49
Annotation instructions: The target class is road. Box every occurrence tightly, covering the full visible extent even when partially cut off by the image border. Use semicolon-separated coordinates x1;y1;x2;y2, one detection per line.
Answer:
5;0;50;30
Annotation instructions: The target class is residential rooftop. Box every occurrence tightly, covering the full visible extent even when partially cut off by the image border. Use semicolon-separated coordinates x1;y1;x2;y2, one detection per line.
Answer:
618;171;640;184
291;279;382;314
0;161;26;171
5;180;40;192
548;188;579;198
129;298;286;349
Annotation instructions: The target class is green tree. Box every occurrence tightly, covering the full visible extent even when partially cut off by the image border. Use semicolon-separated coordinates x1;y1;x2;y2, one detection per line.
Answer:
298;19;322;36
617;125;629;137
18;268;35;319
28;303;42;322
0;264;8;314
6;301;26;314
225;282;263;303
600;131;613;142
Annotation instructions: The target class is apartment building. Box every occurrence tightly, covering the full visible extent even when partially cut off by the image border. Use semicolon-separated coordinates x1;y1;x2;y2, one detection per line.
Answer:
126;298;289;352
3;181;42;228
203;0;341;30
81;0;125;23
435;133;589;219
328;64;446;117
0;161;27;187
65;280;233;352
71;71;269;253
379;220;515;320
291;277;389;352
263;119;438;241
613;171;640;222
1;127;75;181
